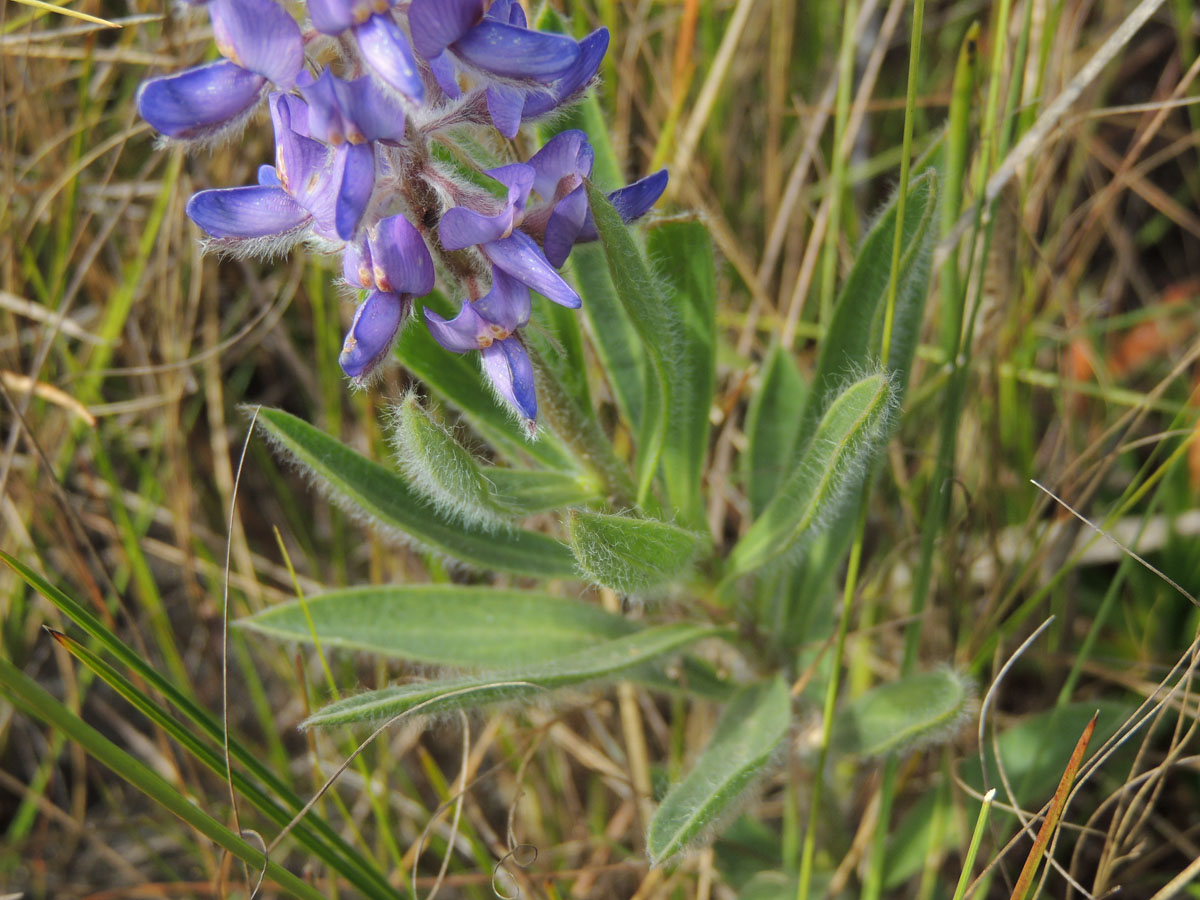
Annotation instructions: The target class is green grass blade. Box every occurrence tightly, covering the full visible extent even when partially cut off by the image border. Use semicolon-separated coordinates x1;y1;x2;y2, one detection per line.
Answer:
0;551;400;900
238;585;637;667
951;789;996;900
0;655;329;900
254;407;577;578
45;630;400;900
304;623;718;728
646;676;792;866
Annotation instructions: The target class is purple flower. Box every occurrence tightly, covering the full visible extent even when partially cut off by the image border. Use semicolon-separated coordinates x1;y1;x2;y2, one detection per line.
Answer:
519;130;670;267
339;213;436;379
137;0;302;141
306;0;424;102
521;27;609;120
577;169;671;243
438;163;581;309
410;0;579;82
186;93;376;246
297;70;407;146
480;25;607;137
409;0;585;136
424;268;537;423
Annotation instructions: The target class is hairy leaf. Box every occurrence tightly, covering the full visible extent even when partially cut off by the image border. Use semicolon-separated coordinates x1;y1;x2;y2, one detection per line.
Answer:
398;302;575;470
238;585;635;667
743;343;808;518
728;373;894;576
485;467;598;514
793;169;937;463
304;623;718;728
568;243;647;433
254;407;576;578
833;668;975;757
568;509;704;593
391;392;499;528
647;677;792;865
648;219;717;527
584;180;679;506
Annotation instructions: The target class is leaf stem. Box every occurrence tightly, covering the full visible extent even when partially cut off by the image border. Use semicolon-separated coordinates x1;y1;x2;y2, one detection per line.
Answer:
528;342;636;509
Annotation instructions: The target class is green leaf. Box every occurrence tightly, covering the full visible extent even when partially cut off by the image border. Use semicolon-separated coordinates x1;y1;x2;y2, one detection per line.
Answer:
304;623;718;728
646;677;792;866
525;291;592;414
397;303;575;470
568;509;705;594
777;172;939;618
392;391;499;528
238;585;636;667
584;180;679;506
485;467;598;514
728;373;895;576
568;244;648;443
833;668;975;757
254;407;577;578
647;219;717;527
742;343;809;518
793;169;938;463
393;392;599;517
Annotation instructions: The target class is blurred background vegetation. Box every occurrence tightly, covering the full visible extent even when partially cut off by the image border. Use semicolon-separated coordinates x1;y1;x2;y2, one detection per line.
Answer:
2;0;1200;897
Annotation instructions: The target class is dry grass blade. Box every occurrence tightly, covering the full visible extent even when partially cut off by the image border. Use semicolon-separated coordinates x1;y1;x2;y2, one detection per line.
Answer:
1008;713;1098;900
10;0;118;27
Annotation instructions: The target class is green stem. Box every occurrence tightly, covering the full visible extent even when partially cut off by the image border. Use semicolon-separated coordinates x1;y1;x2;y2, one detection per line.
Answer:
528;343;636;509
797;502;868;900
951;789;996;900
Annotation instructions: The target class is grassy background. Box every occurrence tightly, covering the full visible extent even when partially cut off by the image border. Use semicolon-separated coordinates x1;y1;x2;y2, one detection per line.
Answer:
2;0;1200;897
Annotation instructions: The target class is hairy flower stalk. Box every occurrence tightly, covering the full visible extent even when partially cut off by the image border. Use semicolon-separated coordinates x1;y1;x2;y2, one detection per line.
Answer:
138;0;668;429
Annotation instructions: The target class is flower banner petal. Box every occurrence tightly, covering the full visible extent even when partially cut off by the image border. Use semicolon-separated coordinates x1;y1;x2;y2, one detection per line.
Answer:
453;20;579;83
355;14;425;102
209;0;303;86
408;0;482;59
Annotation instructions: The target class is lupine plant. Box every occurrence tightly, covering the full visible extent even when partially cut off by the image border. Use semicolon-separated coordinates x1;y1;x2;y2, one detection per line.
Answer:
130;0;980;890
8;1;988;897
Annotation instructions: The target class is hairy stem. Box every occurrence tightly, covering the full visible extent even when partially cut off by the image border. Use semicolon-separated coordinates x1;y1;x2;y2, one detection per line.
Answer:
527;343;636;508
